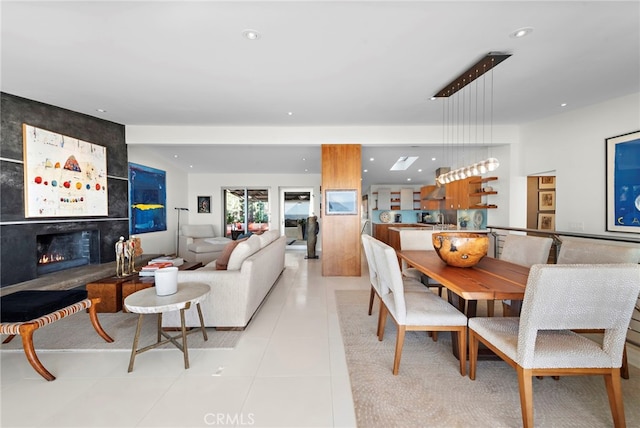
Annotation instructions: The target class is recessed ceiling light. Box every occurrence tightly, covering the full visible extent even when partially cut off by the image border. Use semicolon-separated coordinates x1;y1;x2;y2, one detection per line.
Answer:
431;157;436;161
430;97;437;101
407;178;412;182
510;27;533;38
418;169;422;172
189;165;193;168
560;103;568;107
96;108;107;113
369;157;375;162
288;112;293;116
174;154;179;158
363;169;368;173
242;29;260;40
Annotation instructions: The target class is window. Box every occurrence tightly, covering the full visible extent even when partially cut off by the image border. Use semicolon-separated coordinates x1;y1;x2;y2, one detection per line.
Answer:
223;188;269;239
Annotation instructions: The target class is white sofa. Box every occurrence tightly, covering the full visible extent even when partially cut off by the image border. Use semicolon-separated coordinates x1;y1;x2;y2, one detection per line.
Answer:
178;224;231;265
162;230;286;329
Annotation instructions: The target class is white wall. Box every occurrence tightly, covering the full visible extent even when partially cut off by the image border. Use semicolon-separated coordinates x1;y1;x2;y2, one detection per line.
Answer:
127;145;189;256
519;92;640;235
184;173;321;240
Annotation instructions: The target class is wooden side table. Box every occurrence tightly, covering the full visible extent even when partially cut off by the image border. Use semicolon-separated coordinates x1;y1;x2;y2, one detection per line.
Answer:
124;282;210;372
85;275;133;313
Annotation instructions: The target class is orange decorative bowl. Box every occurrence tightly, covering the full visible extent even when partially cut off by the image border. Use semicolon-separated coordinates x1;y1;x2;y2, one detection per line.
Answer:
432;232;489;268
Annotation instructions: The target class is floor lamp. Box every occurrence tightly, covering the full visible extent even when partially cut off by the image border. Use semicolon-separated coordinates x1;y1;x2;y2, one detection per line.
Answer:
175;207;188;256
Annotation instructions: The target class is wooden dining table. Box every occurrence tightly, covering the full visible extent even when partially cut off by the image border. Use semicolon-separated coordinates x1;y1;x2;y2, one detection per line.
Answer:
396;250;530;359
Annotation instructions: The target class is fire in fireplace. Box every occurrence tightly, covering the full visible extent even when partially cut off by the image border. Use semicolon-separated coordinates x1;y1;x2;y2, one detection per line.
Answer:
36;230;100;275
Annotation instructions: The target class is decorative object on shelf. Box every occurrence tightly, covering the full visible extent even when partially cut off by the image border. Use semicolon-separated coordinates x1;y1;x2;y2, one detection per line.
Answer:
459;214;470;229
379;211;392;223
433;53;511;185
155;266;178;296
115;236;127;277
606;130;640;234
325;189;358;215
432;232;489;268
125;236;142;274
197;196;211;213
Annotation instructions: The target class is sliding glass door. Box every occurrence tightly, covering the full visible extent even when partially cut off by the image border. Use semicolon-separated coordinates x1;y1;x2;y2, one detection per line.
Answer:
223;188;269;239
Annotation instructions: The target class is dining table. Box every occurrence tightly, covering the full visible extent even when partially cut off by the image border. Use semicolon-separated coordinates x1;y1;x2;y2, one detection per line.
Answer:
396;250;530;359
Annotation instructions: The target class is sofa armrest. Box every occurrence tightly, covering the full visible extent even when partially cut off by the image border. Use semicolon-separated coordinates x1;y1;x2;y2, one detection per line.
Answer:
178;235;195;259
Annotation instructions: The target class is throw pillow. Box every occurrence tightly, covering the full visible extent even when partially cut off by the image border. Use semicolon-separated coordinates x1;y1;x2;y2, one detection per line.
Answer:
226;234;261;271
215;238;248;270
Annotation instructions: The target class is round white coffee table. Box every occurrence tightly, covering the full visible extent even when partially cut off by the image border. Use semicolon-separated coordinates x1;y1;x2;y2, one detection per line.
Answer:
124;282;210;372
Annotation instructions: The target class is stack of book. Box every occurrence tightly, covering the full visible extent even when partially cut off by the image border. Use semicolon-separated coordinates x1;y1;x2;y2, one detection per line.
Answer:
139;261;174;277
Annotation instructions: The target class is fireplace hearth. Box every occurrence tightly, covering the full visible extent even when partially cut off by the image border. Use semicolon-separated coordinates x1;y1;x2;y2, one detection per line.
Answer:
36;230;100;276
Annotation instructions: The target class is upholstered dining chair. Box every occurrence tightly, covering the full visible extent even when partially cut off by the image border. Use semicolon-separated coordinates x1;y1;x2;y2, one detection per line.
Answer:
556;238;640;379
496;234;553;317
398;229;445;297
468;263;640;428
362;234;428;317
370;237;468;376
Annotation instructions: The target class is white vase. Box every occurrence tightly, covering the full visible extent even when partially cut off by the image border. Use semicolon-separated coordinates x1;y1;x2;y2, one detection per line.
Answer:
155;267;178;296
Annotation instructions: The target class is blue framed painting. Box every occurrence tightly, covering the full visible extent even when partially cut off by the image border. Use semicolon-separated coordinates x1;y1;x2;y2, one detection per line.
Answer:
129;162;167;234
606;130;640;233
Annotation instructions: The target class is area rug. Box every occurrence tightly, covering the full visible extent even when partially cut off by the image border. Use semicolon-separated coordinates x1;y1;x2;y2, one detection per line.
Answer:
335;290;640;428
1;311;241;352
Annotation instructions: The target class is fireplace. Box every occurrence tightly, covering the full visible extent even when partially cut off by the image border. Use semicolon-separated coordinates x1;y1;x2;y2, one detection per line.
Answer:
36;230;100;275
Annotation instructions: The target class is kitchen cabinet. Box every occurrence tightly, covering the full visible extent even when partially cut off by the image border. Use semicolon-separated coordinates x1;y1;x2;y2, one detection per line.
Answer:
420;185;441;210
445;176;480;209
400;188;414;210
377;188;391;210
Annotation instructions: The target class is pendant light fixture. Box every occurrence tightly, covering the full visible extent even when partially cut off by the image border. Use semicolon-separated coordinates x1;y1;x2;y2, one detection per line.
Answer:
433;52;511;184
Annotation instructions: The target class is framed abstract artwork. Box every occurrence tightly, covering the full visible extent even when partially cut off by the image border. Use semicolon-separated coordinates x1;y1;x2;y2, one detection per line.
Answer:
325;189;358;215
197;196;211;213
128;162;167;234
22;124;108;217
606;130;640;233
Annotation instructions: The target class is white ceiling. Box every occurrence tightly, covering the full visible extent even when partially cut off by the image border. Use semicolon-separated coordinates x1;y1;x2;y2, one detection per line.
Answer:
2;1;639;188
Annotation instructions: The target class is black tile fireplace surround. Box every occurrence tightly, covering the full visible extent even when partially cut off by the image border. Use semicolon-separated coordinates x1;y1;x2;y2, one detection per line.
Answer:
1;220;128;288
1;92;130;289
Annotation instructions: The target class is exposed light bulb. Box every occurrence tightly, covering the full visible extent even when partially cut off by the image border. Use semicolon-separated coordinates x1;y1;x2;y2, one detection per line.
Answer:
486;157;500;171
471;163;480;175
478;161;488;174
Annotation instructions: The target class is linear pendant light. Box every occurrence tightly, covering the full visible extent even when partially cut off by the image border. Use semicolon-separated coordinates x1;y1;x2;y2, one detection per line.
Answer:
433;52;511;184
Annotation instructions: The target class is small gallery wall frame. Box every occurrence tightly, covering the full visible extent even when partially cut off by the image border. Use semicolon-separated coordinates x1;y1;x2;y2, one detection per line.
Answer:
325;189;358;215
538;176;555;189
538;191;556;211
538;213;555;231
197;196;211;214
606;130;640;234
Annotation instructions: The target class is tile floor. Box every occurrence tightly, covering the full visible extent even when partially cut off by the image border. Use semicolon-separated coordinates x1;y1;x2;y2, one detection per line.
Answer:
2;247;639;428
0;248;364;428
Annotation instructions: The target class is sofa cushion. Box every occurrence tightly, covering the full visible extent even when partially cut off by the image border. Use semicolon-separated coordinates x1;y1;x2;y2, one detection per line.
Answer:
258;229;278;248
227;234;262;270
181;224;215;239
215;238;247;270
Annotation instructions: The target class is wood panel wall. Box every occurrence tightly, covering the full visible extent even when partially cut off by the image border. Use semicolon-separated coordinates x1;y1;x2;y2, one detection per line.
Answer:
321;144;361;276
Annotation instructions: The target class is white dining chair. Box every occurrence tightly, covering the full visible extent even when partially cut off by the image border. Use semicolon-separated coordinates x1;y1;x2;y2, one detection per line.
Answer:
362;234;429;317
556;238;640;379
370;237;468;376
468;263;640;428
496;234;553;317
398;229;445;297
